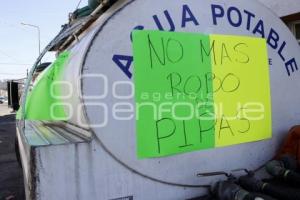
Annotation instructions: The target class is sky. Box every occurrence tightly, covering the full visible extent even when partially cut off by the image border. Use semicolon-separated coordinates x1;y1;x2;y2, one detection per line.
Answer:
1;0;299;81
0;0;88;80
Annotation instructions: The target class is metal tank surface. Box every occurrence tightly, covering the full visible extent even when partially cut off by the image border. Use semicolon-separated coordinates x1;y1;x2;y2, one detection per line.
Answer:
16;0;300;199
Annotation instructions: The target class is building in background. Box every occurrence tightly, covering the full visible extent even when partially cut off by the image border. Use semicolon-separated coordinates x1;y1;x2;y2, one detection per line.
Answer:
6;78;26;110
259;0;300;44
0;81;7;98
282;13;300;45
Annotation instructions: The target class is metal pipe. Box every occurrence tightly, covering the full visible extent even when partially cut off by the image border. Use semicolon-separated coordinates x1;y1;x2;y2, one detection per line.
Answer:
59;1;107;51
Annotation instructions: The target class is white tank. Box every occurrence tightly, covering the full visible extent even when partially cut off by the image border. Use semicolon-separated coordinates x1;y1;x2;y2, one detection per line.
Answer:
18;0;300;199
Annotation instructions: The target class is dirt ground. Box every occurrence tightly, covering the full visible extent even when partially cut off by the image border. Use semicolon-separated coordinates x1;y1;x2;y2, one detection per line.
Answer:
0;104;25;200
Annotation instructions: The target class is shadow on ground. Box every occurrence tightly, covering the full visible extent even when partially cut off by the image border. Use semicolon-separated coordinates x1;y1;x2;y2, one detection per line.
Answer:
0;114;25;200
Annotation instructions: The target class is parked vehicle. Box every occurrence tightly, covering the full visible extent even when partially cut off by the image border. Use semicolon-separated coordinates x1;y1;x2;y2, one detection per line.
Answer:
0;96;6;104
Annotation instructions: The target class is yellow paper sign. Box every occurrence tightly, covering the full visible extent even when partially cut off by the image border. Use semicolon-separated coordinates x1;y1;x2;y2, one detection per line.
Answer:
209;35;272;147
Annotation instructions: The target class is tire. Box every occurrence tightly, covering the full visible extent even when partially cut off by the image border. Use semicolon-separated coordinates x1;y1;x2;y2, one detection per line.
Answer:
15;137;22;168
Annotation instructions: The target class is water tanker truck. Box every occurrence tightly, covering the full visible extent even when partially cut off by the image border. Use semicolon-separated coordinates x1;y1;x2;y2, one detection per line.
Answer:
16;0;300;199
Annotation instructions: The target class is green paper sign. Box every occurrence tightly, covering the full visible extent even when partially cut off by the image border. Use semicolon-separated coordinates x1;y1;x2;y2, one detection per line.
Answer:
133;31;272;159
